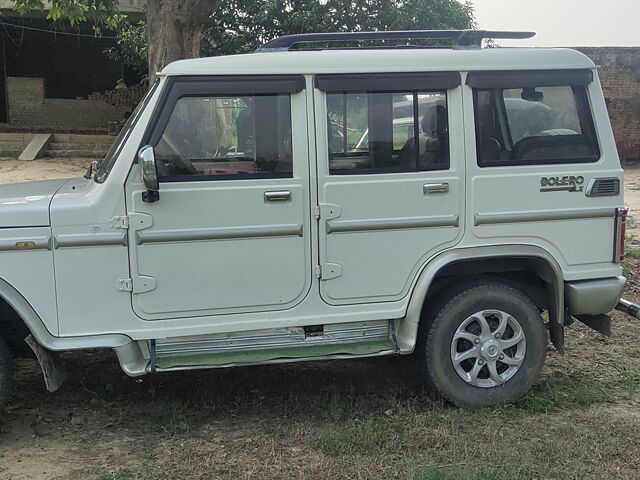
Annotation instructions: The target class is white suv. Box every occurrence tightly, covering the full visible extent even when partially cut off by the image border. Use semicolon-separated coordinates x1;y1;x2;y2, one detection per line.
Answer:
0;30;629;407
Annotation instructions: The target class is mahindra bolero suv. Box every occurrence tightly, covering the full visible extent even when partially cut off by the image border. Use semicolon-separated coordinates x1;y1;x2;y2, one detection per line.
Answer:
0;30;632;407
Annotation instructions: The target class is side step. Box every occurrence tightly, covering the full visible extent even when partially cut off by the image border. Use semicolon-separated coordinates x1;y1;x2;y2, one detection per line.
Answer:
149;320;399;372
153;339;396;371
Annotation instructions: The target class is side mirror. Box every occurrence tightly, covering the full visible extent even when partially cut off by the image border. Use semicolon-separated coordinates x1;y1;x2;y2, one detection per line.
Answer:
138;145;160;203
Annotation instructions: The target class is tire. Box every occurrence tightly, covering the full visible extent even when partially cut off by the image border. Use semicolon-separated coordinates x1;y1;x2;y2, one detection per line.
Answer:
418;281;547;407
0;335;14;408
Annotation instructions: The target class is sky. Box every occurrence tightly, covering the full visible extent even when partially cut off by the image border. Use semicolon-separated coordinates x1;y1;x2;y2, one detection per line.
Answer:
470;0;640;47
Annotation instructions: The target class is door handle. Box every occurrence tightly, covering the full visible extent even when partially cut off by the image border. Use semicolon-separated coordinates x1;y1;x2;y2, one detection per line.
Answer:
264;190;292;202
423;183;449;195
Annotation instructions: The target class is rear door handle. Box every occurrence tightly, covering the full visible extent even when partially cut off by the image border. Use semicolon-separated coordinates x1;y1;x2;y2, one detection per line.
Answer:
264;190;292;202
423;183;449;195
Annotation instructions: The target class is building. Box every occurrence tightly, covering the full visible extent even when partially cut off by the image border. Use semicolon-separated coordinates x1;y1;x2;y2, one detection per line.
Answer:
576;47;640;164
0;0;145;131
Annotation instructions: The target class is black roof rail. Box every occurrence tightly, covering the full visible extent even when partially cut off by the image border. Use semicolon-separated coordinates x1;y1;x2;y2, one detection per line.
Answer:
255;30;536;52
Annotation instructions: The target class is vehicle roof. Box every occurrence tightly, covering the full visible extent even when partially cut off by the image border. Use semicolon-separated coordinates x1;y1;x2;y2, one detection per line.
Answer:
161;47;595;77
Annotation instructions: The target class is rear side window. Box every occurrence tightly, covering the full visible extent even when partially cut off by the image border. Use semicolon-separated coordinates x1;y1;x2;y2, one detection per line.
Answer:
315;72;461;175
326;91;449;174
473;84;600;167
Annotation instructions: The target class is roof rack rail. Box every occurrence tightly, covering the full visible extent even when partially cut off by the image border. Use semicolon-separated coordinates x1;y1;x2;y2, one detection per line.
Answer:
255;30;536;52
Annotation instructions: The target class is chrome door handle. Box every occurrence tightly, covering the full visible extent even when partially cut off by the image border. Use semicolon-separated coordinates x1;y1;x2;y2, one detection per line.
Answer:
264;190;292;202
423;183;449;195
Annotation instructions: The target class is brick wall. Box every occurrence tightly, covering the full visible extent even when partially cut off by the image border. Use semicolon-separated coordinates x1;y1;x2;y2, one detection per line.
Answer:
7;77;129;131
577;47;640;163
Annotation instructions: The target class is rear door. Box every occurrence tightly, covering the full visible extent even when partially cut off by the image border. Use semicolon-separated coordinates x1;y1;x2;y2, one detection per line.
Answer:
126;75;312;320
314;73;465;304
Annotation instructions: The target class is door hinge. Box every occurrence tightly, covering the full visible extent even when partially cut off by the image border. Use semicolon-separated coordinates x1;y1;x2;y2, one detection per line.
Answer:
111;216;129;230
116;276;157;293
316;263;342;280
116;278;133;292
319;203;342;221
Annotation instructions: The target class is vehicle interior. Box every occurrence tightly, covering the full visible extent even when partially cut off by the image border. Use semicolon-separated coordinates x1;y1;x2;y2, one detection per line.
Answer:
475;85;600;166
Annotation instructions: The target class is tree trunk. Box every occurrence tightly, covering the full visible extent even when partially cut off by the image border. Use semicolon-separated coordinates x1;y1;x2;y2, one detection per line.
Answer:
146;0;221;83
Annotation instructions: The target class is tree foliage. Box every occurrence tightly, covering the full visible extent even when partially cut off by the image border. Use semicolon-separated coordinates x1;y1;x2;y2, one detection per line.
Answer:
204;0;476;56
105;16;148;74
10;0;119;23
9;0;476;74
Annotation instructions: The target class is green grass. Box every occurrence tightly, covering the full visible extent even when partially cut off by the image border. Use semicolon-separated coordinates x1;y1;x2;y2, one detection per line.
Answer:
619;367;640;397
99;471;133;480
625;246;640;259
410;464;535;480
316;417;391;455
513;375;613;413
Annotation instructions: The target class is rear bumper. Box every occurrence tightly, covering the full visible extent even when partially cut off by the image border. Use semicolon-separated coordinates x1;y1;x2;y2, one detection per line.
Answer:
564;276;626;316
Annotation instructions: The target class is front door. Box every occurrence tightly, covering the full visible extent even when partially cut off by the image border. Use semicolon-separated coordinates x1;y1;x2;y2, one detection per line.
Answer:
314;73;465;305
126;75;312;320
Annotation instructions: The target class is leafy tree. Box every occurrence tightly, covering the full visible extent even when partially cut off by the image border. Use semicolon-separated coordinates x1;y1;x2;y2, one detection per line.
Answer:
9;1;475;77
204;0;476;56
8;0;221;80
105;16;148;75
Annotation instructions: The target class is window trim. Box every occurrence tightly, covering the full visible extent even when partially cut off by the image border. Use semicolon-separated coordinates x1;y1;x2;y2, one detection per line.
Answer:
473;85;601;168
315;72;461;92
143;75;303;182
466;69;593;89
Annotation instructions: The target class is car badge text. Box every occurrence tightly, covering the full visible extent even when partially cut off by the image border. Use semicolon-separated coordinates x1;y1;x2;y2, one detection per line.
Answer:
540;176;584;193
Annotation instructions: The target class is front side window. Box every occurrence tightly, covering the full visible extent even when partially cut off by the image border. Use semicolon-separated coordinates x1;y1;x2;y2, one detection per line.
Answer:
155;94;293;179
474;85;599;167
326;91;449;174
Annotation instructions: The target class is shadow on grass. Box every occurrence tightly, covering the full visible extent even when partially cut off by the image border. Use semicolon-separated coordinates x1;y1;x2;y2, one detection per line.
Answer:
14;350;623;438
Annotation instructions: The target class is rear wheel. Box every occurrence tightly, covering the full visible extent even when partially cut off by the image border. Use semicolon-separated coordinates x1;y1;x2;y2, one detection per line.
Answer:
0;335;14;407
419;282;547;407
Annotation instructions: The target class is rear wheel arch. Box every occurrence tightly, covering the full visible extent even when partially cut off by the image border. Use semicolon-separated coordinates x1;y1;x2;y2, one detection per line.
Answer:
397;246;564;353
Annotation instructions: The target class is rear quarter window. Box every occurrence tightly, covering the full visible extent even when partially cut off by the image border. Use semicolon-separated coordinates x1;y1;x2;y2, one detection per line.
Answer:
473;84;600;167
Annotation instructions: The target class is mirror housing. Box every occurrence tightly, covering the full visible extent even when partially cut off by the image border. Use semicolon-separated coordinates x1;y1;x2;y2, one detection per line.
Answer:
138;145;160;203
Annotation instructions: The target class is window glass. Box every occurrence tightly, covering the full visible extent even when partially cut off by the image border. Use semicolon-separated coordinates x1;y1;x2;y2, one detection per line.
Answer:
326;91;449;174
155;94;293;179
474;85;599;167
96;80;159;183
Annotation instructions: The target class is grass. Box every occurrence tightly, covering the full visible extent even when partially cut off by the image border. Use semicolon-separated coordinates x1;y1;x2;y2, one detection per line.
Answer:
625;246;640;259
512;375;613;414
3;314;639;480
410;464;533;480
99;472;133;480
316;417;392;455
619;367;640;397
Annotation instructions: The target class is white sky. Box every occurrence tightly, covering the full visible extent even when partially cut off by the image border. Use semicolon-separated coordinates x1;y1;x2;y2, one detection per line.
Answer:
470;0;640;47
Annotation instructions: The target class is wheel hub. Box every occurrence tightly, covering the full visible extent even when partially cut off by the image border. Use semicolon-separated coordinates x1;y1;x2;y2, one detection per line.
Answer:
450;309;527;388
480;340;501;360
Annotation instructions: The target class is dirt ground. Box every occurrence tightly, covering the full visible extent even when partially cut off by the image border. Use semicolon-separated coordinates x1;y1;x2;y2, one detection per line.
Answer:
0;160;638;480
0;158;89;184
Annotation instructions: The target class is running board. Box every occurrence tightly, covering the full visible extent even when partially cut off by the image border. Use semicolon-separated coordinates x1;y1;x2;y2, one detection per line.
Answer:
152;339;396;371
148;320;398;372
